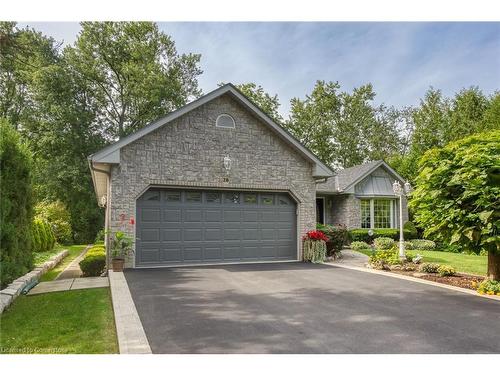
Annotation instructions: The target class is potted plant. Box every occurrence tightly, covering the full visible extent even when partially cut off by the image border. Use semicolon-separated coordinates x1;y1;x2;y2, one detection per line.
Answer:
109;231;134;272
303;230;328;263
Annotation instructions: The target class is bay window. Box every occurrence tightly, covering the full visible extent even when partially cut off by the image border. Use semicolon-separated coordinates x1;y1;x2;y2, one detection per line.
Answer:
360;199;395;229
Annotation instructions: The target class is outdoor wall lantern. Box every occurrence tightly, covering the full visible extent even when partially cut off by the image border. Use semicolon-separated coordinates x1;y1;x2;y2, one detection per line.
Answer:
99;194;107;208
223;155;232;171
393;180;412;260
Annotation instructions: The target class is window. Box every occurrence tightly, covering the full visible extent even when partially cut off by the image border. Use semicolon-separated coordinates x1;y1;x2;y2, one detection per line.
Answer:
225;192;240;204
361;200;371;229
206;192;220;203
165;191;181;202
261;195;274;205
279;197;290;205
186;192;202;203
244;194;257;204
143;191;160;201
216;114;235;129
374;200;391;228
360;199;394;229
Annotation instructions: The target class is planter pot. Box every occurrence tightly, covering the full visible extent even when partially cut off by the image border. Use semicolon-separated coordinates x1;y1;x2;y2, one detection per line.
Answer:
111;258;125;272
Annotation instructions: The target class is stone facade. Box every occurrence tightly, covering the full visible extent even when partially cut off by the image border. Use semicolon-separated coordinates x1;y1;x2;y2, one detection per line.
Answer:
108;94;317;267
323;194;409;229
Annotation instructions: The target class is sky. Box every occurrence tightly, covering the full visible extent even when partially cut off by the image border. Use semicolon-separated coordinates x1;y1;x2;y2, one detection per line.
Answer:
23;22;500;117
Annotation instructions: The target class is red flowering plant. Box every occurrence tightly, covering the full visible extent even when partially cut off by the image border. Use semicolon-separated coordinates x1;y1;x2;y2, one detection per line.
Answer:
303;230;329;242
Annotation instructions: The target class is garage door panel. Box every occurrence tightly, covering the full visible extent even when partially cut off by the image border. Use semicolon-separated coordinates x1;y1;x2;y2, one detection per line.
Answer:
162;249;183;262
204;247;223;260
242;210;258;222
259;246;276;258
261;211;277;222
278;229;293;240
184;228;203;241
184;247;203;261
243;228;259;240
136;189;297;266
163;228;181;241
185;209;203;222
141;229;160;242
205;209;222;222
224;229;240;240
205;228;222;241
223;246;241;260
140;249;160;263
141;208;161;222
224;210;241;222
261;229;275;240
164;209;181;222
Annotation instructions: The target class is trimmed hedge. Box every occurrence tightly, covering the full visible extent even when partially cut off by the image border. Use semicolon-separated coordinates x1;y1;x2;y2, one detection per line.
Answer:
0;119;34;287
79;245;106;277
349;228;417;243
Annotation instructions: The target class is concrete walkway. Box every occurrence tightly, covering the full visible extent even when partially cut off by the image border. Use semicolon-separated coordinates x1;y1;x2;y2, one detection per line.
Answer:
328;249;369;267
28;277;109;295
55;245;91;280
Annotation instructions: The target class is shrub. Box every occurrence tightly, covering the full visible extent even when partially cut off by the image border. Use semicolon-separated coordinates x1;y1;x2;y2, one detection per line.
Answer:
95;228;105;243
476;280;500;296
318;224;348;256
33;219;48;252
349;229;415;243
421;263;440;273
35;218;56;252
79;245;106;277
351;241;371;251
35;200;72;244
0;119;34;287
410;239;436;251
438;265;456;277
374;237;395;251
403;221;418;239
369;249;400;268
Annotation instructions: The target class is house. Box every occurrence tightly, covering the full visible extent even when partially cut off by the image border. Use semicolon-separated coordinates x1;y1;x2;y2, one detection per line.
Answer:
89;83;408;268
316;160;409;229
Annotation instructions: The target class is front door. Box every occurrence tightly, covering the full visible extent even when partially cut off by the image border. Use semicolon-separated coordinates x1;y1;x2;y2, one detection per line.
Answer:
316;198;325;224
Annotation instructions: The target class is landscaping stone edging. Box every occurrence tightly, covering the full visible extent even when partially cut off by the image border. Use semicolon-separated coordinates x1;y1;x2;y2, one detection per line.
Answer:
0;249;69;314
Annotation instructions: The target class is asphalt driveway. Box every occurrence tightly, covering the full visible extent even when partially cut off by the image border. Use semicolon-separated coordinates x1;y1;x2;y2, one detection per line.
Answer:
124;262;500;354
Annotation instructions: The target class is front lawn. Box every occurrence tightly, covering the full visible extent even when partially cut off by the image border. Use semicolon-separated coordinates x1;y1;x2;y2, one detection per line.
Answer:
40;244;88;281
0;288;118;354
354;249;487;276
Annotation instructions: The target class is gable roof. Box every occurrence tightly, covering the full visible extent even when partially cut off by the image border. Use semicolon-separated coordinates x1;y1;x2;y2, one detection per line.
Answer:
88;83;333;178
316;160;406;193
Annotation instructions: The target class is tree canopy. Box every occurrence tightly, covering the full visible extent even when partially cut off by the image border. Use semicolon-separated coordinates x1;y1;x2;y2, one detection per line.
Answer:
410;130;500;279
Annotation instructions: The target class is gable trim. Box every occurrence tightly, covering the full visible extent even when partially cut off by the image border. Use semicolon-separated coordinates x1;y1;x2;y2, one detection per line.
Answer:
88;84;333;177
341;160;406;192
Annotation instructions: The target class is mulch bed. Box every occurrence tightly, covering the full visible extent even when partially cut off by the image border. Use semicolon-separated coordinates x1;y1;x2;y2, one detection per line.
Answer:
388;269;484;290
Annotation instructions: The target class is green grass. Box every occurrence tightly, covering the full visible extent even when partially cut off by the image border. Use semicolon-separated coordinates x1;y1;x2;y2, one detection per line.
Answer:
40;244;88;281
353;248;487;276
0;288;118;354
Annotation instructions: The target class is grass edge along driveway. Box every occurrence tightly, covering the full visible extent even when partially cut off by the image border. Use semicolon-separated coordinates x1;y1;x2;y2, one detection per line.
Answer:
0;288;118;354
355;249;487;276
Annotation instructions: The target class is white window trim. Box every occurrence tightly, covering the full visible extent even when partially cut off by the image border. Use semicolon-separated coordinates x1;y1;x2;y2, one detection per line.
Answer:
361;198;396;229
215;113;235;129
